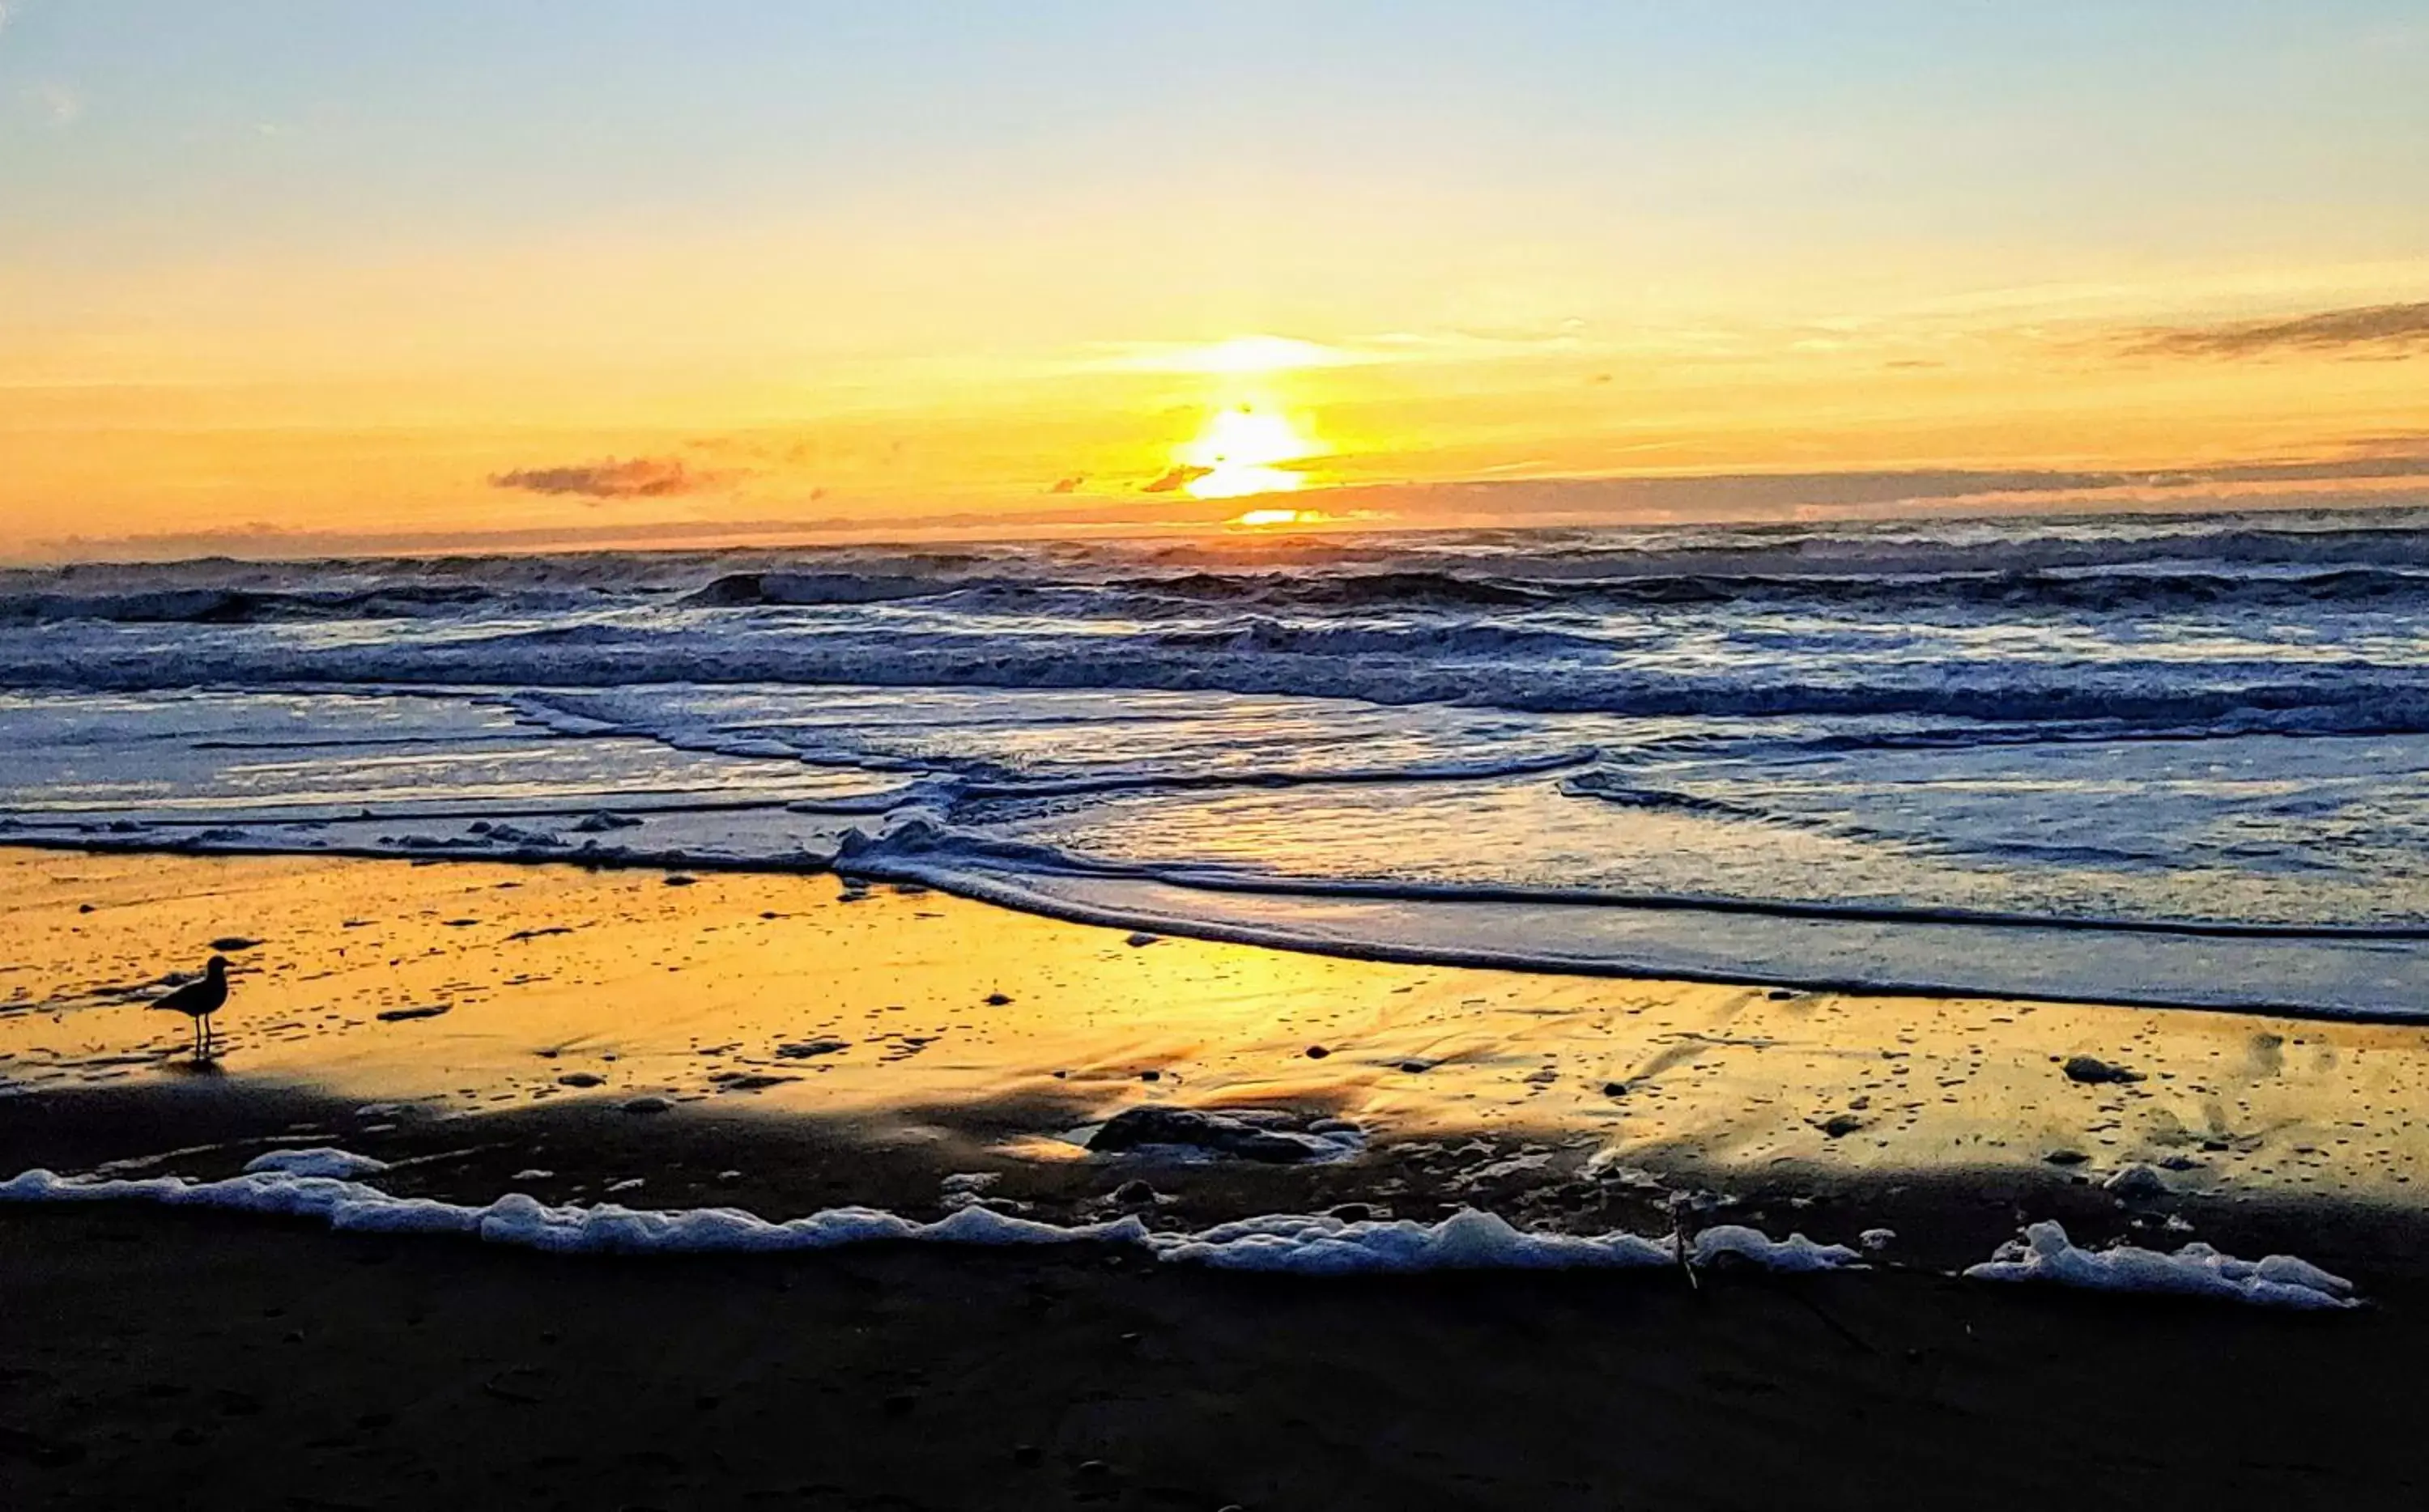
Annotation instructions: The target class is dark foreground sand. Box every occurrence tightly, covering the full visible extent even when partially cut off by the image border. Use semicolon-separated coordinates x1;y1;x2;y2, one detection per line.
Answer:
4;1202;2422;1512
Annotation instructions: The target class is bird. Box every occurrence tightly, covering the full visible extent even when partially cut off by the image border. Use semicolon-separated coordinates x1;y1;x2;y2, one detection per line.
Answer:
151;954;230;1059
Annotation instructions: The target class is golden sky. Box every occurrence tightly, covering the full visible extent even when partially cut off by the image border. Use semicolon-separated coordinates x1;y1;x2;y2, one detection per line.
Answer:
2;4;2426;559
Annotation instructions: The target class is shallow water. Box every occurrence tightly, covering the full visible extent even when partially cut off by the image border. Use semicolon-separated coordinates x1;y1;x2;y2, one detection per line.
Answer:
2;510;2424;1013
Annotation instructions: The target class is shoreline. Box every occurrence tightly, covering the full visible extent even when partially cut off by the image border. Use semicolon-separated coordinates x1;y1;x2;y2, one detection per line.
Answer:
5;832;2422;1021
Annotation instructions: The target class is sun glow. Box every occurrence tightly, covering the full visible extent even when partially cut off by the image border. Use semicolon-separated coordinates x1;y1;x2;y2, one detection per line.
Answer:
1112;334;1367;375
1175;405;1323;499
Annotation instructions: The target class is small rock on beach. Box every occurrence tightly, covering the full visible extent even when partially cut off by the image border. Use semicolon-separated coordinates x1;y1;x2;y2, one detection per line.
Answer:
375;1004;451;1022
2062;1055;2144;1085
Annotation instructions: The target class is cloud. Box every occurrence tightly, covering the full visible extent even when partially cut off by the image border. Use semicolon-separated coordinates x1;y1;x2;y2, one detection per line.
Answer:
488;456;737;499
1142;465;1211;494
2131;302;2429;359
1047;475;1083;495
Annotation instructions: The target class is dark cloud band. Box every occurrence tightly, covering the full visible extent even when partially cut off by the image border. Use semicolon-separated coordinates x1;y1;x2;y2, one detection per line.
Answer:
2132;302;2429;359
489;457;729;499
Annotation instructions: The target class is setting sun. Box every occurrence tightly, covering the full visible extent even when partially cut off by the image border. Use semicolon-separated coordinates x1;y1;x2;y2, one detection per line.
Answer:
1230;507;1328;529
1174;405;1324;499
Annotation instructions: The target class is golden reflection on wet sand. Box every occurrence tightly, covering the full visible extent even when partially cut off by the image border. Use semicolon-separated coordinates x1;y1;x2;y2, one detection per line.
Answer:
4;847;2426;1201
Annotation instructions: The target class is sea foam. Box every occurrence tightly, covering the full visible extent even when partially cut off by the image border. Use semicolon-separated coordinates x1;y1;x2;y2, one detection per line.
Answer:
0;1162;1853;1275
1963;1221;2356;1310
0;1163;2364;1305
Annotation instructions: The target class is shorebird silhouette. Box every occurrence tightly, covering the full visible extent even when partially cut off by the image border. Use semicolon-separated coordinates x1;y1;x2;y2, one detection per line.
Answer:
151;955;230;1059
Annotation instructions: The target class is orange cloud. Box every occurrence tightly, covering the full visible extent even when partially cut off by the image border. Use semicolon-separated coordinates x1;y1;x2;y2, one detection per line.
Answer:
1142;465;1211;494
489;456;738;499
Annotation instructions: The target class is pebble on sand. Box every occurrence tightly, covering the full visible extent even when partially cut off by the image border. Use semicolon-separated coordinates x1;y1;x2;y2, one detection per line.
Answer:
1087;1105;1351;1164
620;1095;674;1115
2104;1163;2173;1200
775;1038;849;1059
375;1004;451;1022
2062;1055;2145;1085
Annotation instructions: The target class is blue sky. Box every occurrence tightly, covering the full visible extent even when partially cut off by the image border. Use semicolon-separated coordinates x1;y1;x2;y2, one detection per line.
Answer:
9;2;2425;267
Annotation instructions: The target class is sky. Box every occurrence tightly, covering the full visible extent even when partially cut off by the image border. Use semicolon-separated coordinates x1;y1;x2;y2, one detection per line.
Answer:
3;1;2427;559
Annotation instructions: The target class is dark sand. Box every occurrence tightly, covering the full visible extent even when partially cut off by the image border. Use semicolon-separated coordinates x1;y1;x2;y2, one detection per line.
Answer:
6;1202;2422;1511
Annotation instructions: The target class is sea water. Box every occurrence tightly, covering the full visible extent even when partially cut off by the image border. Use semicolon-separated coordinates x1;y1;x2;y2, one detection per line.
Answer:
2;509;2423;1015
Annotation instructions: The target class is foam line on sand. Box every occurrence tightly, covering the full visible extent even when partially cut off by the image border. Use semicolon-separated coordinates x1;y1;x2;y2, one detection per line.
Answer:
0;1156;2365;1302
1963;1220;2358;1310
1;1157;1848;1275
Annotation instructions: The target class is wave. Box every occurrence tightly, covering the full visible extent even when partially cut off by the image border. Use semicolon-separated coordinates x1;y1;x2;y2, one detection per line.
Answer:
0;584;498;626
6;622;2426;737
814;830;2428;1019
683;571;976;608
831;818;2429;941
681;563;2429;621
1036;566;2429;618
15;563;2426;629
7;509;2427;619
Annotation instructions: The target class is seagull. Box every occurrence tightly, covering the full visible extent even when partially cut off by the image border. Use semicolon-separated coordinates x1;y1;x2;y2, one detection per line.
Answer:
151;955;230;1059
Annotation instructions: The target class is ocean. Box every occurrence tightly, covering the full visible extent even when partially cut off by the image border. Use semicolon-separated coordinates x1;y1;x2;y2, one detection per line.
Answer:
3;508;2423;1017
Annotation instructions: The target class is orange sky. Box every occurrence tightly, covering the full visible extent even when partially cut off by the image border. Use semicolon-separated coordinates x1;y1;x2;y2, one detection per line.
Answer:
3;5;2426;559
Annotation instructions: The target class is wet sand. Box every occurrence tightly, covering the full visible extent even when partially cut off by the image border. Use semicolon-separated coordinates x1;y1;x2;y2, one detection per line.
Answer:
10;847;2429;1208
7;846;2429;1507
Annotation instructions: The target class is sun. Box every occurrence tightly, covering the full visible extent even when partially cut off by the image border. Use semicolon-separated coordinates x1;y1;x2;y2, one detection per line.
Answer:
1175;405;1322;499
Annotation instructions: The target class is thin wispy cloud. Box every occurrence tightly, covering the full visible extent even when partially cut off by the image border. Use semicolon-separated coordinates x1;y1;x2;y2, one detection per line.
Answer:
31;82;82;125
2131;302;2429;359
1088;336;1385;376
489;457;738;499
